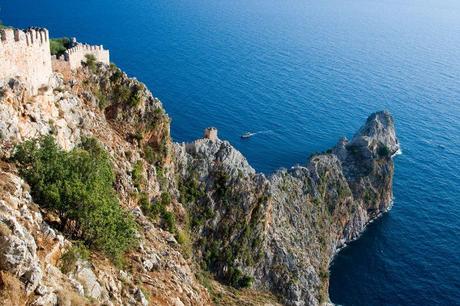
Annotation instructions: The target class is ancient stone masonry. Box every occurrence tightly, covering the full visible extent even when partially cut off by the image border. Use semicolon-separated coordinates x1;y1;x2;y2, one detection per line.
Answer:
53;42;110;71
0;27;52;94
204;127;218;141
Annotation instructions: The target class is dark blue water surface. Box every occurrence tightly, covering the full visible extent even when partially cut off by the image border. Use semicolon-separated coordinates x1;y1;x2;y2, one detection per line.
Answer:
2;1;460;305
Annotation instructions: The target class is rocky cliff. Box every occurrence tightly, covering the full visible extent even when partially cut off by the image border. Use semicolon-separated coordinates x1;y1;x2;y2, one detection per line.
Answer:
0;50;398;305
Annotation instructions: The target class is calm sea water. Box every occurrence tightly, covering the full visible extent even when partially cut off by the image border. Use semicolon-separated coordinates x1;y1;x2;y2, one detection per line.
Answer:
2;0;460;305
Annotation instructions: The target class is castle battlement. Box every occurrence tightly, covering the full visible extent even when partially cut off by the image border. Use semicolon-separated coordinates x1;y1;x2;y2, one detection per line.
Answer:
1;26;111;95
0;27;49;46
0;27;52;94
66;43;105;54
61;42;110;70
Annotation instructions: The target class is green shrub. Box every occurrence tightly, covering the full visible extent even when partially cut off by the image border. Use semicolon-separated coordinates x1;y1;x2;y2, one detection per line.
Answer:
84;54;97;73
114;84;143;108
346;144;360;156
160;192;171;207
139;192;161;218
132;160;144;190
116;84;131;104
109;65;123;83
129;89;142;108
176;229;187;245
94;88;109;110
161;210;176;233
60;242;90;274
50;38;71;57
156;166;168;190
13;135;137;264
377;144;391;158
227;267;253;288
138;192;150;211
143;145;155;164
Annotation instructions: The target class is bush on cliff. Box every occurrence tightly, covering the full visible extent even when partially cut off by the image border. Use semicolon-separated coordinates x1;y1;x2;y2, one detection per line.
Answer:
84;54;97;73
50;37;71;57
13;135;137;264
378;144;391;158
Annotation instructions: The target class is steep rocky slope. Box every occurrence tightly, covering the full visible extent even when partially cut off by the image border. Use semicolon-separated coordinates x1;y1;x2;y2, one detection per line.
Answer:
0;58;398;306
0;65;211;305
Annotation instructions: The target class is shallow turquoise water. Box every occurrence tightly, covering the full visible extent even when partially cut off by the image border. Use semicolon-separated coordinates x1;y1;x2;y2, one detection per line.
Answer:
2;1;460;304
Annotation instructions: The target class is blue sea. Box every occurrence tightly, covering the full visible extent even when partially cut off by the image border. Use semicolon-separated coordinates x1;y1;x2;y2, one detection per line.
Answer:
2;0;460;305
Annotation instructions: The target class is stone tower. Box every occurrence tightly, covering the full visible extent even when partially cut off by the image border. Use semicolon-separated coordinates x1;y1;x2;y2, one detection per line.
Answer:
204;127;218;142
0;27;52;94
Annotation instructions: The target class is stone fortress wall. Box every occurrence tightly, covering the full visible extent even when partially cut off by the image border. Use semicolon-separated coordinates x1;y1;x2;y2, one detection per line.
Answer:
0;26;110;95
63;42;110;70
51;40;110;75
0;27;52;94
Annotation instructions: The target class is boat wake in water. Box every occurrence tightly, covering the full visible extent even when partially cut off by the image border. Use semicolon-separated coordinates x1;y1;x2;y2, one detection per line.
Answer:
240;130;272;139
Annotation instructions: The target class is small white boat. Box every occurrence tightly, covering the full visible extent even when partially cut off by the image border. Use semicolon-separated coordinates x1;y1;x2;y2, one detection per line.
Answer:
241;132;254;139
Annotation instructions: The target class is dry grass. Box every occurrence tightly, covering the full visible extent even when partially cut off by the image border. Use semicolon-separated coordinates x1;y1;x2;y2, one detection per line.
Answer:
0;222;12;237
196;271;282;306
0;271;27;306
56;288;88;306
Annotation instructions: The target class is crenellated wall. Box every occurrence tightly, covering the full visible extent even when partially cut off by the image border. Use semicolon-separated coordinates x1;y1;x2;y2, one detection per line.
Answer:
0;27;52;94
64;43;110;69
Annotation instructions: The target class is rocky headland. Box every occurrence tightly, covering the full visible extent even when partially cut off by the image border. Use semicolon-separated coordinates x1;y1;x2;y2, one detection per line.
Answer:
0;27;398;306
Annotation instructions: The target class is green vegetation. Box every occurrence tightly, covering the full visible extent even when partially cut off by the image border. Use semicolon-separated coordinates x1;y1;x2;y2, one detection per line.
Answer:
13;135;137;264
160;192;171;207
84;54;97;73
113;83;144;108
50;37;71;57
143;143;168;166
138;193;158;218
138;189;175;234
132;159;176;235
180;168;261;289
60;242;90;274
346;144;360;156
178;173;207;226
109;64;123;82
132;160;144;190
162;210;176;233
176;227;192;258
377;144;391;158
156;166;168;190
93;87;109;110
228;267;253;288
203;239;254;288
143;145;155;164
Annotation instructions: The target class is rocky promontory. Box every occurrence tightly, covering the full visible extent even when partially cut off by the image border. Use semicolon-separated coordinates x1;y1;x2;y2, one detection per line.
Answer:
175;110;398;305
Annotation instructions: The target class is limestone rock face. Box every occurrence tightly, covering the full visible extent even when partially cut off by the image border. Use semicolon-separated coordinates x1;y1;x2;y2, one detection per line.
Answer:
0;213;42;294
71;260;105;300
